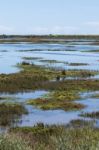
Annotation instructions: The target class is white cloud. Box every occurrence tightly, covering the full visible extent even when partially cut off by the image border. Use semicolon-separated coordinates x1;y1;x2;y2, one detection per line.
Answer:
84;21;99;27
29;26;78;35
0;25;78;35
0;25;14;34
1;23;99;35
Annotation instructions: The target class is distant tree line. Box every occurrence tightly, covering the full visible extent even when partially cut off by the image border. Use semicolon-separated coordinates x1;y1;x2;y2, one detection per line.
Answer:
0;34;99;41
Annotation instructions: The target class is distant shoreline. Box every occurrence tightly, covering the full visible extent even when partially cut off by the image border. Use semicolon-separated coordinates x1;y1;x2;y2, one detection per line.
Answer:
0;35;99;43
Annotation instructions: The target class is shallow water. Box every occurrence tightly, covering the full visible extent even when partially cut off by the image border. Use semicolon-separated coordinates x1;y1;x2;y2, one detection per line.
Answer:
0;42;99;73
0;41;99;129
0;90;99;127
17;91;99;126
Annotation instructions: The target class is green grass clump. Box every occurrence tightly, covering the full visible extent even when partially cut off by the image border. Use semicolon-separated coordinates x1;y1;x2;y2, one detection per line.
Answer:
84;50;99;52
91;94;99;98
28;98;84;111
22;56;42;60
18;62;97;78
50;127;99;150
65;70;97;77
10;124;99;150
27;91;84;111
0;96;15;101
69;62;88;66
41;79;99;91
39;59;68;64
68;119;94;128
0;134;32;150
80;111;99;119
25;78;99;111
0;103;28;126
0;61;98;92
12;123;57;135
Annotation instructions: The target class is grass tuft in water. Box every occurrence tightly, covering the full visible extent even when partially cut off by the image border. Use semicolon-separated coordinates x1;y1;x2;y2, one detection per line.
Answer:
0;103;28;126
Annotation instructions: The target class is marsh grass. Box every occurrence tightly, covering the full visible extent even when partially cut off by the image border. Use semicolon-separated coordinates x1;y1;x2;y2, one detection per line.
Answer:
17;62;99;79
0;96;16;101
69;62;88;66
10;123;99;150
27;90;84;111
0;62;98;92
68;119;94;128
0;62;98;111
0;103;28;126
0;134;32;150
22;56;43;60
80;111;99;119
39;59;68;64
27;98;84;111
84;50;99;52
91;94;99;98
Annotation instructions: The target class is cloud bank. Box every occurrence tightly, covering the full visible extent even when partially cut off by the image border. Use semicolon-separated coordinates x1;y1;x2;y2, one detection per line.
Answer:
0;25;14;34
0;21;99;35
29;26;78;35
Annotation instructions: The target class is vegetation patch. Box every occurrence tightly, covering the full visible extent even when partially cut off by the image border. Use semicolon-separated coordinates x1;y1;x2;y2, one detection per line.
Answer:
91;94;99;99
80;111;99;118
18;49;43;52
10;124;99;150
22;56;43;60
1;35;99;43
39;59;68;64
0;134;31;150
18;62;97;79
0;61;97;92
0;103;28;126
0;96;15;101
27;91;85;111
68;119;94;128
69;62;88;66
83;50;99;53
27;98;84;111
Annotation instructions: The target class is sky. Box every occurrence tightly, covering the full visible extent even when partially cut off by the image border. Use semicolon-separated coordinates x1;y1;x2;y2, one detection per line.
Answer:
0;0;99;35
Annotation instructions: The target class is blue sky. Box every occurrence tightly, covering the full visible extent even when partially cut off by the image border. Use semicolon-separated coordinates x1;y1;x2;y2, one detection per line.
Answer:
0;0;99;35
